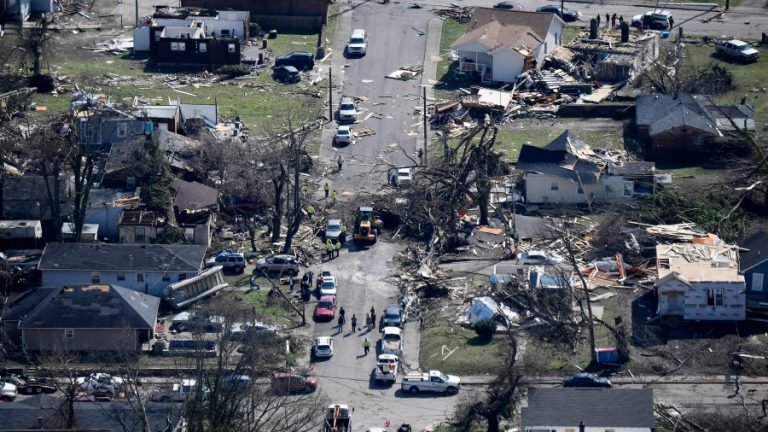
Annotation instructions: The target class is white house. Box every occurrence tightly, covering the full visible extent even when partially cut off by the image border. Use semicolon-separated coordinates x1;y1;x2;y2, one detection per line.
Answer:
655;243;746;321
516;131;657;204
522;387;654;432
451;8;565;83
38;243;207;297
133;8;250;51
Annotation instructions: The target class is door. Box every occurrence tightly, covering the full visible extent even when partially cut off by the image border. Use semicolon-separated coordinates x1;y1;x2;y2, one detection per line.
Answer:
667;293;682;314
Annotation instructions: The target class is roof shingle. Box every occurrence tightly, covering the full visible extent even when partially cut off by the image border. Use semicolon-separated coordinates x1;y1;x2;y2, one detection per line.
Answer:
522;387;654;428
38;243;206;273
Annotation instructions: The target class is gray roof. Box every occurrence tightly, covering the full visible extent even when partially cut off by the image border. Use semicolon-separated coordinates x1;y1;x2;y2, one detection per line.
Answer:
19;284;160;330
516;131;604;183
38;243;206;273
740;230;768;273
171;179;218;211
635;94;718;136
0;394;181;431
1;287;57;321
607;161;656;176
521;387;654;429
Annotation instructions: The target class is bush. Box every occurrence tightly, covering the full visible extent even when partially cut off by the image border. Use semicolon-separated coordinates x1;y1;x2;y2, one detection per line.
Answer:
249;23;262;38
215;64;251;77
474;318;497;340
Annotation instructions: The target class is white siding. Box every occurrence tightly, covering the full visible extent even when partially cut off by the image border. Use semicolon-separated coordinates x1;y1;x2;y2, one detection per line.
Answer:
133;27;151;52
526;427;650;432
41;270;185;297
524;174;634;204
532;19;565;68
490;50;526;82
683;281;746;320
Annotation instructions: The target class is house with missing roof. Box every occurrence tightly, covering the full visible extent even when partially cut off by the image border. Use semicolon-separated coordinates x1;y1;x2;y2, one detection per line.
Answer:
739;230;768;315
655;243;745;321
521;387;654;431
451;8;565;83
635;94;754;160
38;243;207;297
515;130;657;205
6;284;160;352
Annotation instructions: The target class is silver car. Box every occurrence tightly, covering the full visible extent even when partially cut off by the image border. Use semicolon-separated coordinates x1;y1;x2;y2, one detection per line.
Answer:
338;97;357;123
325;219;343;241
255;254;300;276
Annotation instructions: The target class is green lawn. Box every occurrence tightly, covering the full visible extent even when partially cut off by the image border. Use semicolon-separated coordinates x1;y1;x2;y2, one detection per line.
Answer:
684;41;768;131
238;288;303;326
434;19;475;94
419;322;506;376
31;33;323;127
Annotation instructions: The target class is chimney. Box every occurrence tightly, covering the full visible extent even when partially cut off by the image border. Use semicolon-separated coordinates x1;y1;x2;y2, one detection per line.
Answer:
589;18;598;39
620;22;629;43
579;420;586;432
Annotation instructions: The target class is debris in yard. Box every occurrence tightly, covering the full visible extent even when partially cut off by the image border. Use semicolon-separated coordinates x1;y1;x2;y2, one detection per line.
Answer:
385;65;423;81
352;128;376;138
431;6;472;23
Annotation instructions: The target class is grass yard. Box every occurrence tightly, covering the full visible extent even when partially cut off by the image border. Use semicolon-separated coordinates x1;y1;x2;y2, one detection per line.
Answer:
419;322;506;376
434;19;475;95
238;287;302;326
28;32;324;127
684;40;768;131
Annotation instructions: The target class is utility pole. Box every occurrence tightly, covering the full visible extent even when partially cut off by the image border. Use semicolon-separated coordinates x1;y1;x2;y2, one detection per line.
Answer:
328;67;333;123
560;0;564;17
135;0;139;27
422;86;428;167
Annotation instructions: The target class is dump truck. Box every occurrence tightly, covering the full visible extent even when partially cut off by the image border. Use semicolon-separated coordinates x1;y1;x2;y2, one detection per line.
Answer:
323;404;352;432
353;206;382;244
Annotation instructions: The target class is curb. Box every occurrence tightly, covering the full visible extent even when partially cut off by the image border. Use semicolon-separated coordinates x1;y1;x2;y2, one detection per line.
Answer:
417;17;444;162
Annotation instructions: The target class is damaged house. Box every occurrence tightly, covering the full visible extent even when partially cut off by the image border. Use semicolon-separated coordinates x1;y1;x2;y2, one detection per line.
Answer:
451;8;565;83
568;26;660;82
133;7;250;66
635;94;755;160
655;243;745;321
515;130;656;204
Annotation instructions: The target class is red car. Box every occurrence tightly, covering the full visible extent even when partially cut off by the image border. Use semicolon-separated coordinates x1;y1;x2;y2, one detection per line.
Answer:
314;295;337;321
271;372;318;394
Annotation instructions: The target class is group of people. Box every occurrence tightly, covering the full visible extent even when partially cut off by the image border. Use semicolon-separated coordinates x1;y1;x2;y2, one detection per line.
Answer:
323;182;338;202
597;13;624;29
336;306;377;334
325;239;343;260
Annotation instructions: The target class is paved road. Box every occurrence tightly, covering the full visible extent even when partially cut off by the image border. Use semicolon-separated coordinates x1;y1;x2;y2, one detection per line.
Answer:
319;1;433;199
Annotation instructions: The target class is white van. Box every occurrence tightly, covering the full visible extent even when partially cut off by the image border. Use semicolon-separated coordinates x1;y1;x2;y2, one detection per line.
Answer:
348;29;367;56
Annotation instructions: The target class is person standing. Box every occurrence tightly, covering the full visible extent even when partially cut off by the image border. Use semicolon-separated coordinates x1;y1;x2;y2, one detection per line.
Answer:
289;275;296;292
324;182;330;199
337;315;345;333
668;16;674;28
331;190;337;204
611;13;616;27
370;307;376;330
337;154;344;171
334;240;342;257
605;13;609;27
325;240;334;260
596;14;601;27
734;376;742;395
351;314;358;332
363;338;371;356
306;205;315;220
365;313;372;331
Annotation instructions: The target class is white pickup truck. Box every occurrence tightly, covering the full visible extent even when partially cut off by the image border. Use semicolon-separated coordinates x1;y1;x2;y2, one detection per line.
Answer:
715;39;760;63
400;370;461;395
373;353;399;384
151;379;207;402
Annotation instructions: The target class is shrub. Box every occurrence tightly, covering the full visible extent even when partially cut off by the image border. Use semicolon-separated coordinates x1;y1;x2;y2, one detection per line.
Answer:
215;64;251;77
474;318;497;340
249;23;262;38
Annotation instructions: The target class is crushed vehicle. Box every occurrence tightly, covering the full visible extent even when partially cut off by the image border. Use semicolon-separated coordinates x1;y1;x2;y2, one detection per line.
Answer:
373;353;399;384
380;326;403;357
715;39;760;62
400;370;461;395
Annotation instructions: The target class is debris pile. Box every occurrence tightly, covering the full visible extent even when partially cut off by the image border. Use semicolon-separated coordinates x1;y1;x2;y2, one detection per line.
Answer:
431;6;472;23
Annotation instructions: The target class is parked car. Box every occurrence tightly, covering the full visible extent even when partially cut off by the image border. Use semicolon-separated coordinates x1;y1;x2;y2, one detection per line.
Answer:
222;374;252;390
319;276;338;296
381;305;403;328
373;353;399;384
0;378;18;401
271;371;318;394
312;336;334;359
715;39;760;62
347;28;368;56
630;10;672;30
334;125;352;145
314;295;337;321
205;251;245;273
316;270;332;288
169;312;224;333
273;65;301;83
396;168;412;188
274;51;315;70
380;326;403;356
255;254;300;276
516;250;564;265
562;373;612;388
325;219;343;241
338;96;357;123
493;2;523;10
401;370;460;395
536;5;579;22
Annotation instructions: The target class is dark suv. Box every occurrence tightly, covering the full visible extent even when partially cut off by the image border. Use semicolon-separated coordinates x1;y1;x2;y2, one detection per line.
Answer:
274;51;315;71
273;65;301;83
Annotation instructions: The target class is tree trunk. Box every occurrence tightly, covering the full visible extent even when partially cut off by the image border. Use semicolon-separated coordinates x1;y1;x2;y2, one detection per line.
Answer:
486;415;500;432
71;151;94;242
270;166;286;244
41;162;63;242
281;142;302;254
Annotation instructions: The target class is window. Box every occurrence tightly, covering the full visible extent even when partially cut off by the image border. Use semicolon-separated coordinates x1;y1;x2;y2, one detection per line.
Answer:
116;122;127;138
623;182;633;197
64;329;74;339
90;272;100;284
550;182;559;191
117;272;125;281
707;289;725;306
154;30;162;42
544;41;548;53
137;273;145;283
752;273;764;292
199;42;207;53
135;228;145;242
171;41;186;51
228;43;236;53
577;184;584;194
707;289;715;306
184;227;195;242
715;289;724;306
178;273;187;282
162;273;171;282
221;29;231;37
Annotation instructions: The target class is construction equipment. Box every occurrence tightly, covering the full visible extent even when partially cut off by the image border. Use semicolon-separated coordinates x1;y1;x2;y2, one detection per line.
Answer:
353;206;382;244
323;404;352;432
